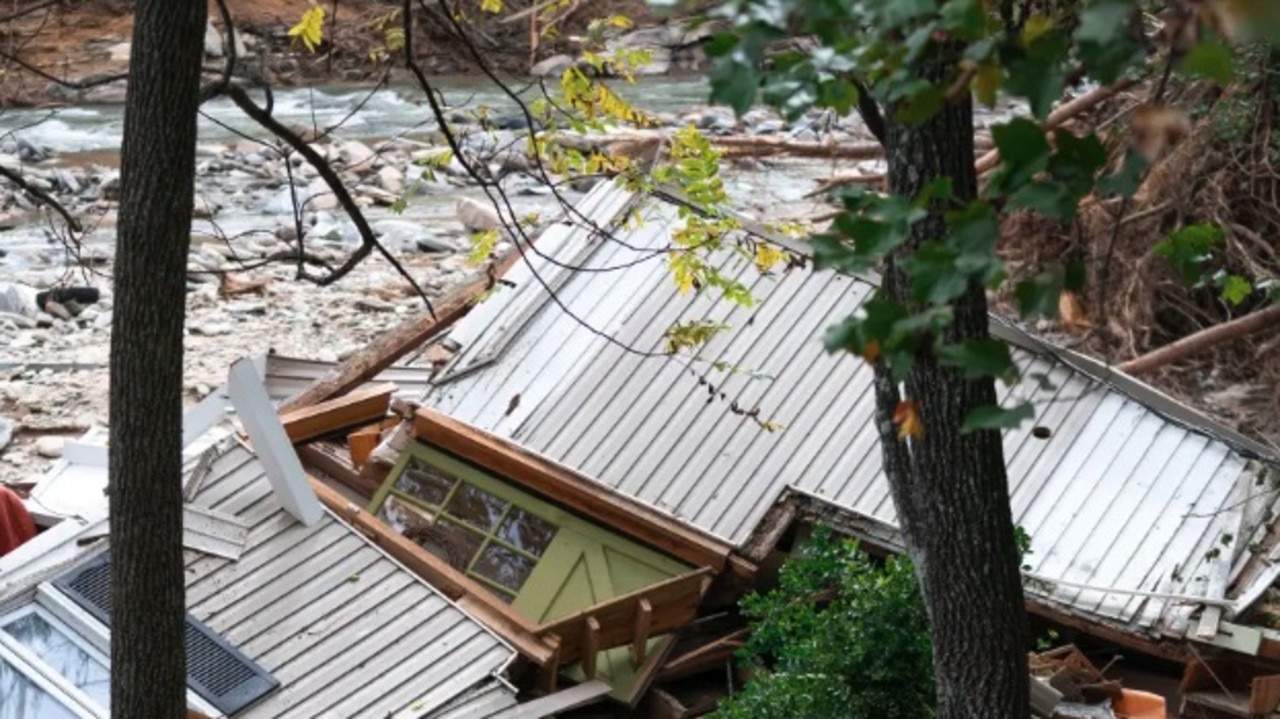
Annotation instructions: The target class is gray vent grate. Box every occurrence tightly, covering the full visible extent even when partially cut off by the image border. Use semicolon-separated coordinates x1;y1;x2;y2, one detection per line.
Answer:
54;552;280;715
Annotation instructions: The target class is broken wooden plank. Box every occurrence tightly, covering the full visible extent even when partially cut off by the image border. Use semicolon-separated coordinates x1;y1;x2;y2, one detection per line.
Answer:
656;628;749;683
278;383;395;444
277;250;525;415
539;640;561;694
582;617;601;680
307;476;555;664
490;679;612;718
414;408;732;571
539;568;713;666
296;441;381;499
346;423;383;469
741;500;796;563
632;598;653;667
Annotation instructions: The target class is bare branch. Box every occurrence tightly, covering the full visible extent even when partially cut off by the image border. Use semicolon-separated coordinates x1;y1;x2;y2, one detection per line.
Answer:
0;163;80;232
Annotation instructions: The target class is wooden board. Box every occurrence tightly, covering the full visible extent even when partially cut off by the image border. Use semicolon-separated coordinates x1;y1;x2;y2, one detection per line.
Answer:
414;408;731;571
279;383;395;444
538;568;713;666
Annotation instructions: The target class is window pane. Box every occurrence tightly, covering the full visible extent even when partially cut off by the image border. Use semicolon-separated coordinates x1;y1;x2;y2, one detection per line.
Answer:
496;508;557;557
472;543;536;592
0;657;80;719
3;613;109;710
445;483;508;532
394;459;456;507
378;494;437;535
431;520;486;570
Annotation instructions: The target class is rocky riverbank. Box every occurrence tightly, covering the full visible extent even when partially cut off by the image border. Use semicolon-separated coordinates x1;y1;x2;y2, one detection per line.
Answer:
0;93;884;485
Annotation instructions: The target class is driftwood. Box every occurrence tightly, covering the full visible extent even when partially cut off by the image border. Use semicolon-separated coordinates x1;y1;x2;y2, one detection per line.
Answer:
1118;304;1280;376
975;79;1140;175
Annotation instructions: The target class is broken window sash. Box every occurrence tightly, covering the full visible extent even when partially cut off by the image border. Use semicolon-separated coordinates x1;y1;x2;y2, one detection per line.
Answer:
376;453;560;602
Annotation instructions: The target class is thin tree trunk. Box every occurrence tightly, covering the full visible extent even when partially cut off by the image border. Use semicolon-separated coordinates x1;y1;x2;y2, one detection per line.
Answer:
108;0;206;716
876;45;1031;719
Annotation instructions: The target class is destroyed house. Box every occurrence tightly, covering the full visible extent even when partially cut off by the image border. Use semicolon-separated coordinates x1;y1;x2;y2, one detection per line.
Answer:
1;376;614;718
268;181;1280;715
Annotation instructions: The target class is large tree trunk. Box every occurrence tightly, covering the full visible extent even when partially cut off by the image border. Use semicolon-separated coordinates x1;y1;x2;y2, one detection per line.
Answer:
107;0;207;716
876;46;1031;719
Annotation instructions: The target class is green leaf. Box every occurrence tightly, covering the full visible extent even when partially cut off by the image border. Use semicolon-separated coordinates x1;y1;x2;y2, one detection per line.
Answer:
901;242;968;304
990;118;1050;186
1007;181;1074;219
1220;274;1253;305
1180;40;1234;85
1075;0;1144;84
1096;150;1148;198
962;402;1035;433
1015;270;1064;318
937;339;1018;382
1155;223;1224;284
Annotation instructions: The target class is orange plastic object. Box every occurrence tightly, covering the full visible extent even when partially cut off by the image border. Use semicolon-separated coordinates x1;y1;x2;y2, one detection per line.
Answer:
1114;689;1166;719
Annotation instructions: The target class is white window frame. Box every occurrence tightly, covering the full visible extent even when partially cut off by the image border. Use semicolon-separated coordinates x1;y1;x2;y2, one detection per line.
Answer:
0;585;224;718
0;637;98;719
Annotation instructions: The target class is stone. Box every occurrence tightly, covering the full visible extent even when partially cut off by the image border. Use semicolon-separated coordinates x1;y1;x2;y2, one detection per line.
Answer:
377;165;404;195
34;436;64;459
305;177;338;211
204;20;225;57
340;140;376;169
456;197;501;232
106;42;131;63
193;195;219;219
190;322;233;336
356;298;395;313
0;417;10;453
530;54;575;77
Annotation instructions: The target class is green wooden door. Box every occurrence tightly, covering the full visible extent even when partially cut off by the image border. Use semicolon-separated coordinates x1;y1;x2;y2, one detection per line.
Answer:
370;442;691;699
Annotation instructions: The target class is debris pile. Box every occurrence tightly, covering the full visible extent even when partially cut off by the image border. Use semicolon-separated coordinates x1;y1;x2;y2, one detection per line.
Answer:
1030;646;1166;719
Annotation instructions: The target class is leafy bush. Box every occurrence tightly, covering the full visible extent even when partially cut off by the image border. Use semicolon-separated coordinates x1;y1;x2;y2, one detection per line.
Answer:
714;528;935;719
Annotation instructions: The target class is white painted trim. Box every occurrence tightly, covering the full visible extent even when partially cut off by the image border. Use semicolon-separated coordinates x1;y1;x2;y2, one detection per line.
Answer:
227;358;323;527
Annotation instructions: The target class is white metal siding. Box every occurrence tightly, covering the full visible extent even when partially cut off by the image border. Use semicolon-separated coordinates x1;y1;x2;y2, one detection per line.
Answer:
424;183;1276;635
185;443;518;718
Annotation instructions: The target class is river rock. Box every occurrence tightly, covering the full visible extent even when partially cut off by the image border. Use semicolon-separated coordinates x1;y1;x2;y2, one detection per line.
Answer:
531;54;574;77
305;177;338;211
340;140;376;169
0;283;37;317
377;165;404;195
106;42;131;63
34;436;64;459
193;195;219;219
456;197;501;232
0;417;11;453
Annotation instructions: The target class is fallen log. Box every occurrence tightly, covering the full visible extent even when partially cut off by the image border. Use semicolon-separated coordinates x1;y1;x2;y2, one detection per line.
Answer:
1118;304;1280;376
276;251;522;414
975;79;1139;175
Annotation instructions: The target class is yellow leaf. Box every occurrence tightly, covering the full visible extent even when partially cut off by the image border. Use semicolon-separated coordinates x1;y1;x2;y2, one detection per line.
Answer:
288;5;326;53
1020;14;1054;46
607;14;633;29
754;243;784;273
973;62;1003;108
480;0;503;13
893;400;924;441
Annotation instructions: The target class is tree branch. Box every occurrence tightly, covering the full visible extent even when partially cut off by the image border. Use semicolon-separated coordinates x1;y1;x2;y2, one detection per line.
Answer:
1118;304;1280;376
0;163;80;232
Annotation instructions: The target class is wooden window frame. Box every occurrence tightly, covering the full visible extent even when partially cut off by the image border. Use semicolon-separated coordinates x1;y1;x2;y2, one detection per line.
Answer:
371;443;572;602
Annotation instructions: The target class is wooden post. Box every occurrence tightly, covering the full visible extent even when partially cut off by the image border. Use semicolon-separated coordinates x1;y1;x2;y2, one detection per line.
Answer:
632;599;652;667
583;617;601;680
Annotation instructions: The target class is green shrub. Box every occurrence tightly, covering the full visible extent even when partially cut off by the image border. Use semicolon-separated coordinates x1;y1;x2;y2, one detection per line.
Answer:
714;528;935;719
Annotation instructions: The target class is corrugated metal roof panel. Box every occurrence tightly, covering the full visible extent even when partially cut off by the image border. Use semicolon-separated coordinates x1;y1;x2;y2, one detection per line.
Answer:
185;442;518;718
422;183;1276;635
